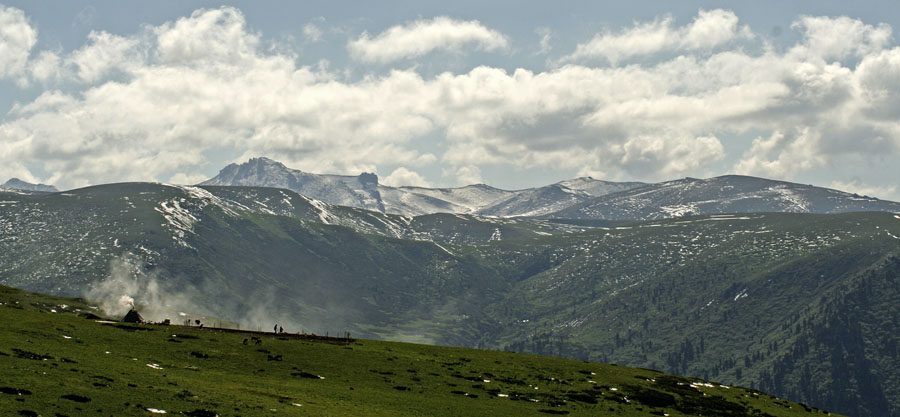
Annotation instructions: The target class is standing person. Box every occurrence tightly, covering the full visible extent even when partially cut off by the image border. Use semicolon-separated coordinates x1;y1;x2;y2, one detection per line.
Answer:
274;324;278;333
279;326;283;334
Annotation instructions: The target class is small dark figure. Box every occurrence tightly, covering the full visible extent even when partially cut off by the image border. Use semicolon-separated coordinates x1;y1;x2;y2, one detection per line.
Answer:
243;338;248;345
195;319;201;326
274;324;278;333
279;326;283;334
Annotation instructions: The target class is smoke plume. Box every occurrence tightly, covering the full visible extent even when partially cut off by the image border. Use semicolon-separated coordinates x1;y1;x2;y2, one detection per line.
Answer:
85;253;205;322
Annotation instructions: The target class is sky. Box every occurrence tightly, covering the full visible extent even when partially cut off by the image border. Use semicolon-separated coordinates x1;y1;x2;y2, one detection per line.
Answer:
1;1;899;200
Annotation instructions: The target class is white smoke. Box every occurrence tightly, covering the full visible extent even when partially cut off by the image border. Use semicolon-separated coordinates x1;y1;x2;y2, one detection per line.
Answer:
86;253;204;322
118;295;135;310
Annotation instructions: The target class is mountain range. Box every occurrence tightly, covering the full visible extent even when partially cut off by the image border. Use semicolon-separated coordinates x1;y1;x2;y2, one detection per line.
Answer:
201;157;649;217
201;157;900;218
2;177;900;416
3;159;900;416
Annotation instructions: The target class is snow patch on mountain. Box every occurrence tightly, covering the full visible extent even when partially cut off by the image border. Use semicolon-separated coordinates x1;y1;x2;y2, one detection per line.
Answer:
2;178;58;193
201;158;646;217
553;175;900;220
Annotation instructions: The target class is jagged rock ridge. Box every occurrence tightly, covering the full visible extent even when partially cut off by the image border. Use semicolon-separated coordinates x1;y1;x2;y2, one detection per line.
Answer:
201;157;646;217
1;178;58;193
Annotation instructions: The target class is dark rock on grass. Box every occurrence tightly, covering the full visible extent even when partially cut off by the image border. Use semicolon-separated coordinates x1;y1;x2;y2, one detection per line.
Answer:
12;348;54;360
566;392;598;404
625;387;676;408
184;409;218;417
191;351;209;359
676;394;748;417
538;410;570;415
60;394;91;403
0;387;32;395
393;386;410;391
291;372;324;379
17;410;38;417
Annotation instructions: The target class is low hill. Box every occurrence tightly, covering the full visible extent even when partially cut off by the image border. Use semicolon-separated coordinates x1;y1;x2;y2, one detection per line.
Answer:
0;284;840;416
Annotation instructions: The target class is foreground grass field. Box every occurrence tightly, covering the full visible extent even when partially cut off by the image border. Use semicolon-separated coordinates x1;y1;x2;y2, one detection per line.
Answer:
0;285;840;416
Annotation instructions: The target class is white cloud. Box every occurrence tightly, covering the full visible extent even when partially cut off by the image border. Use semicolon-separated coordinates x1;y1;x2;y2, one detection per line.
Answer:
154;7;262;67
792;15;892;60
856;47;900;119
69;30;143;82
348;16;509;63
0;5;37;81
828;179;896;200
28;49;62;83
562;9;749;65
444;165;484;186
168;172;208;185
682;9;749;49
383;167;431;187
534;27;552;55
2;7;900;191
303;23;323;43
733;129;825;178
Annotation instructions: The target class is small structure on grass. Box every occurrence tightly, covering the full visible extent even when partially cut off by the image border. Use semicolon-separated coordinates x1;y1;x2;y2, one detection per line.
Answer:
122;308;144;324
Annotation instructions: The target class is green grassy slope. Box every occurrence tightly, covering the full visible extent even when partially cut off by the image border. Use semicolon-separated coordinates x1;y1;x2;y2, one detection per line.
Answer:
0;285;840;417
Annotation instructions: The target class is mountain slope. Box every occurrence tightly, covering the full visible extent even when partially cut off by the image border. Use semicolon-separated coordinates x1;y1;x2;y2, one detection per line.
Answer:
2;183;900;416
557;177;647;197
201;157;386;212
381;183;515;216
1;177;58;193
0;284;836;417
470;212;900;417
550;175;900;220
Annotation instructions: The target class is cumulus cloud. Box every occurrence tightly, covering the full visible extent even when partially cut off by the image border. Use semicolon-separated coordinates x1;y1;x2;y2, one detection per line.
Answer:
383;167;432;187
0;5;37;82
154;7;263;67
444;165;484;186
28;49;63;83
733;129;826;178
69;30;143;82
348;16;509;63
168;172;209;185
534;27;552;55
562;9;750;65
303;22;323;43
2;7;900;190
792;15;892;60
828;179;896;200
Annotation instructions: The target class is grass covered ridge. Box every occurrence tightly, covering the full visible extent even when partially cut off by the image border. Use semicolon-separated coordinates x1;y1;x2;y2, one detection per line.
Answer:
0;285;840;416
